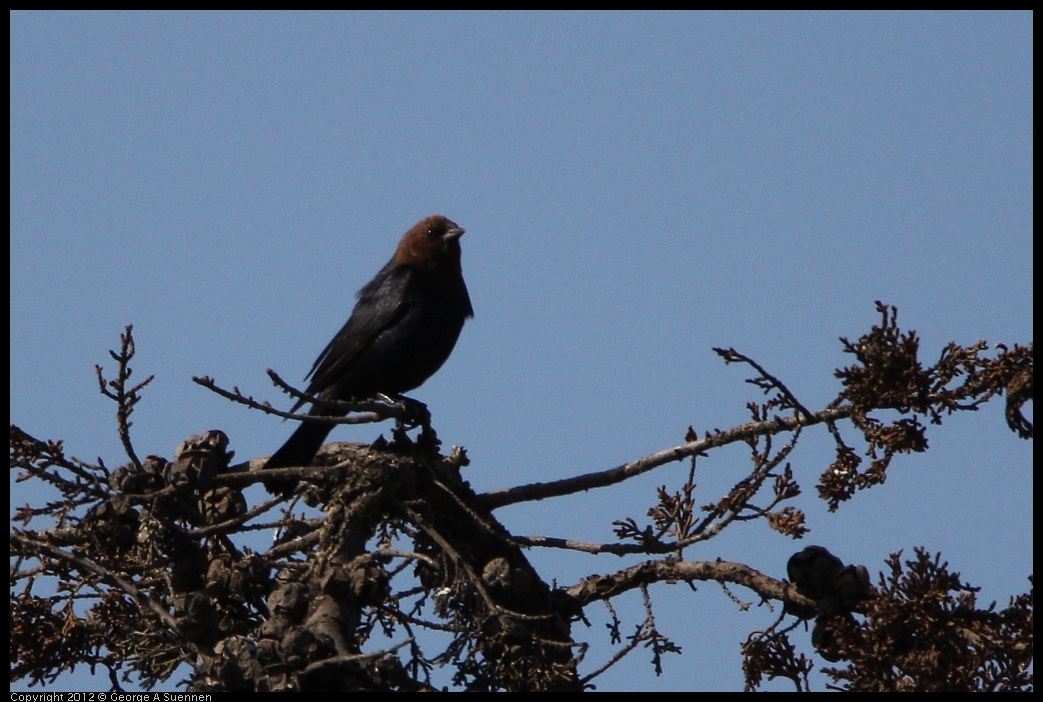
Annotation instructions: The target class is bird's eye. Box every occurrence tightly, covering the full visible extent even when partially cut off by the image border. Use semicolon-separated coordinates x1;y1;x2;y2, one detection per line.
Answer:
426;228;440;239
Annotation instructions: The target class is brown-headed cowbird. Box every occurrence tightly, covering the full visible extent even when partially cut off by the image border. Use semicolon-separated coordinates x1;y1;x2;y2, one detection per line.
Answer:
263;215;472;494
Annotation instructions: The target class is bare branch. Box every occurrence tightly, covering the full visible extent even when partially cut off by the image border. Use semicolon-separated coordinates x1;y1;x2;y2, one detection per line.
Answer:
479;406;852;510
191;373;395;424
94;325;153;471
564;558;816;614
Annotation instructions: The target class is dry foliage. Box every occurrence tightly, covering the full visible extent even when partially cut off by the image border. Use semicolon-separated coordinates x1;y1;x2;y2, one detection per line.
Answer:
10;304;1032;691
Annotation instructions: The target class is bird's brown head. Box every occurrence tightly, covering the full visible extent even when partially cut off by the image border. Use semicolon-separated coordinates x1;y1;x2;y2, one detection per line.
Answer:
392;215;466;270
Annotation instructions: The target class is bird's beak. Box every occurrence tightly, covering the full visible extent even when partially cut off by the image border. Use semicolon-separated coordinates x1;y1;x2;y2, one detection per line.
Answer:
443;227;465;242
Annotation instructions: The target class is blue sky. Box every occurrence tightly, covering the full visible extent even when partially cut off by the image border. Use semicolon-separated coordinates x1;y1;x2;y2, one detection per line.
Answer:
10;11;1032;692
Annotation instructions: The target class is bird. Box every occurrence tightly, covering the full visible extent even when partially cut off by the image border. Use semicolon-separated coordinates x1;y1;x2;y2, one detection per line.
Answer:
262;214;472;494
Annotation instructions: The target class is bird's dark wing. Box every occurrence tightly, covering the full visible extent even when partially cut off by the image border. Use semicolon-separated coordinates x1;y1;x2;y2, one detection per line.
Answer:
293;263;414;410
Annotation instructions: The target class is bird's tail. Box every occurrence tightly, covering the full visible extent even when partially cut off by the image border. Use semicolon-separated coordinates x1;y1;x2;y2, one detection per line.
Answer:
262;418;336;495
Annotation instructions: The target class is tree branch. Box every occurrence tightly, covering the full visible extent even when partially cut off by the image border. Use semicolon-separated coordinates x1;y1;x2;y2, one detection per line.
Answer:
564;558;816;613
11;531;181;632
479;406;852;510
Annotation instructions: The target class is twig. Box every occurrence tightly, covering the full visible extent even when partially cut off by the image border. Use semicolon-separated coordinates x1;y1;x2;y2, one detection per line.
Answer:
479;406;852;510
95;325;153;471
192;372;404;425
714;346;815;421
11;531;180;632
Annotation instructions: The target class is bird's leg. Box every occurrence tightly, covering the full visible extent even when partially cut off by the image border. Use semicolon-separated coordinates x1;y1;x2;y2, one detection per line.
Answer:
373;393;428;427
375;393;436;448
401;396;431;429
